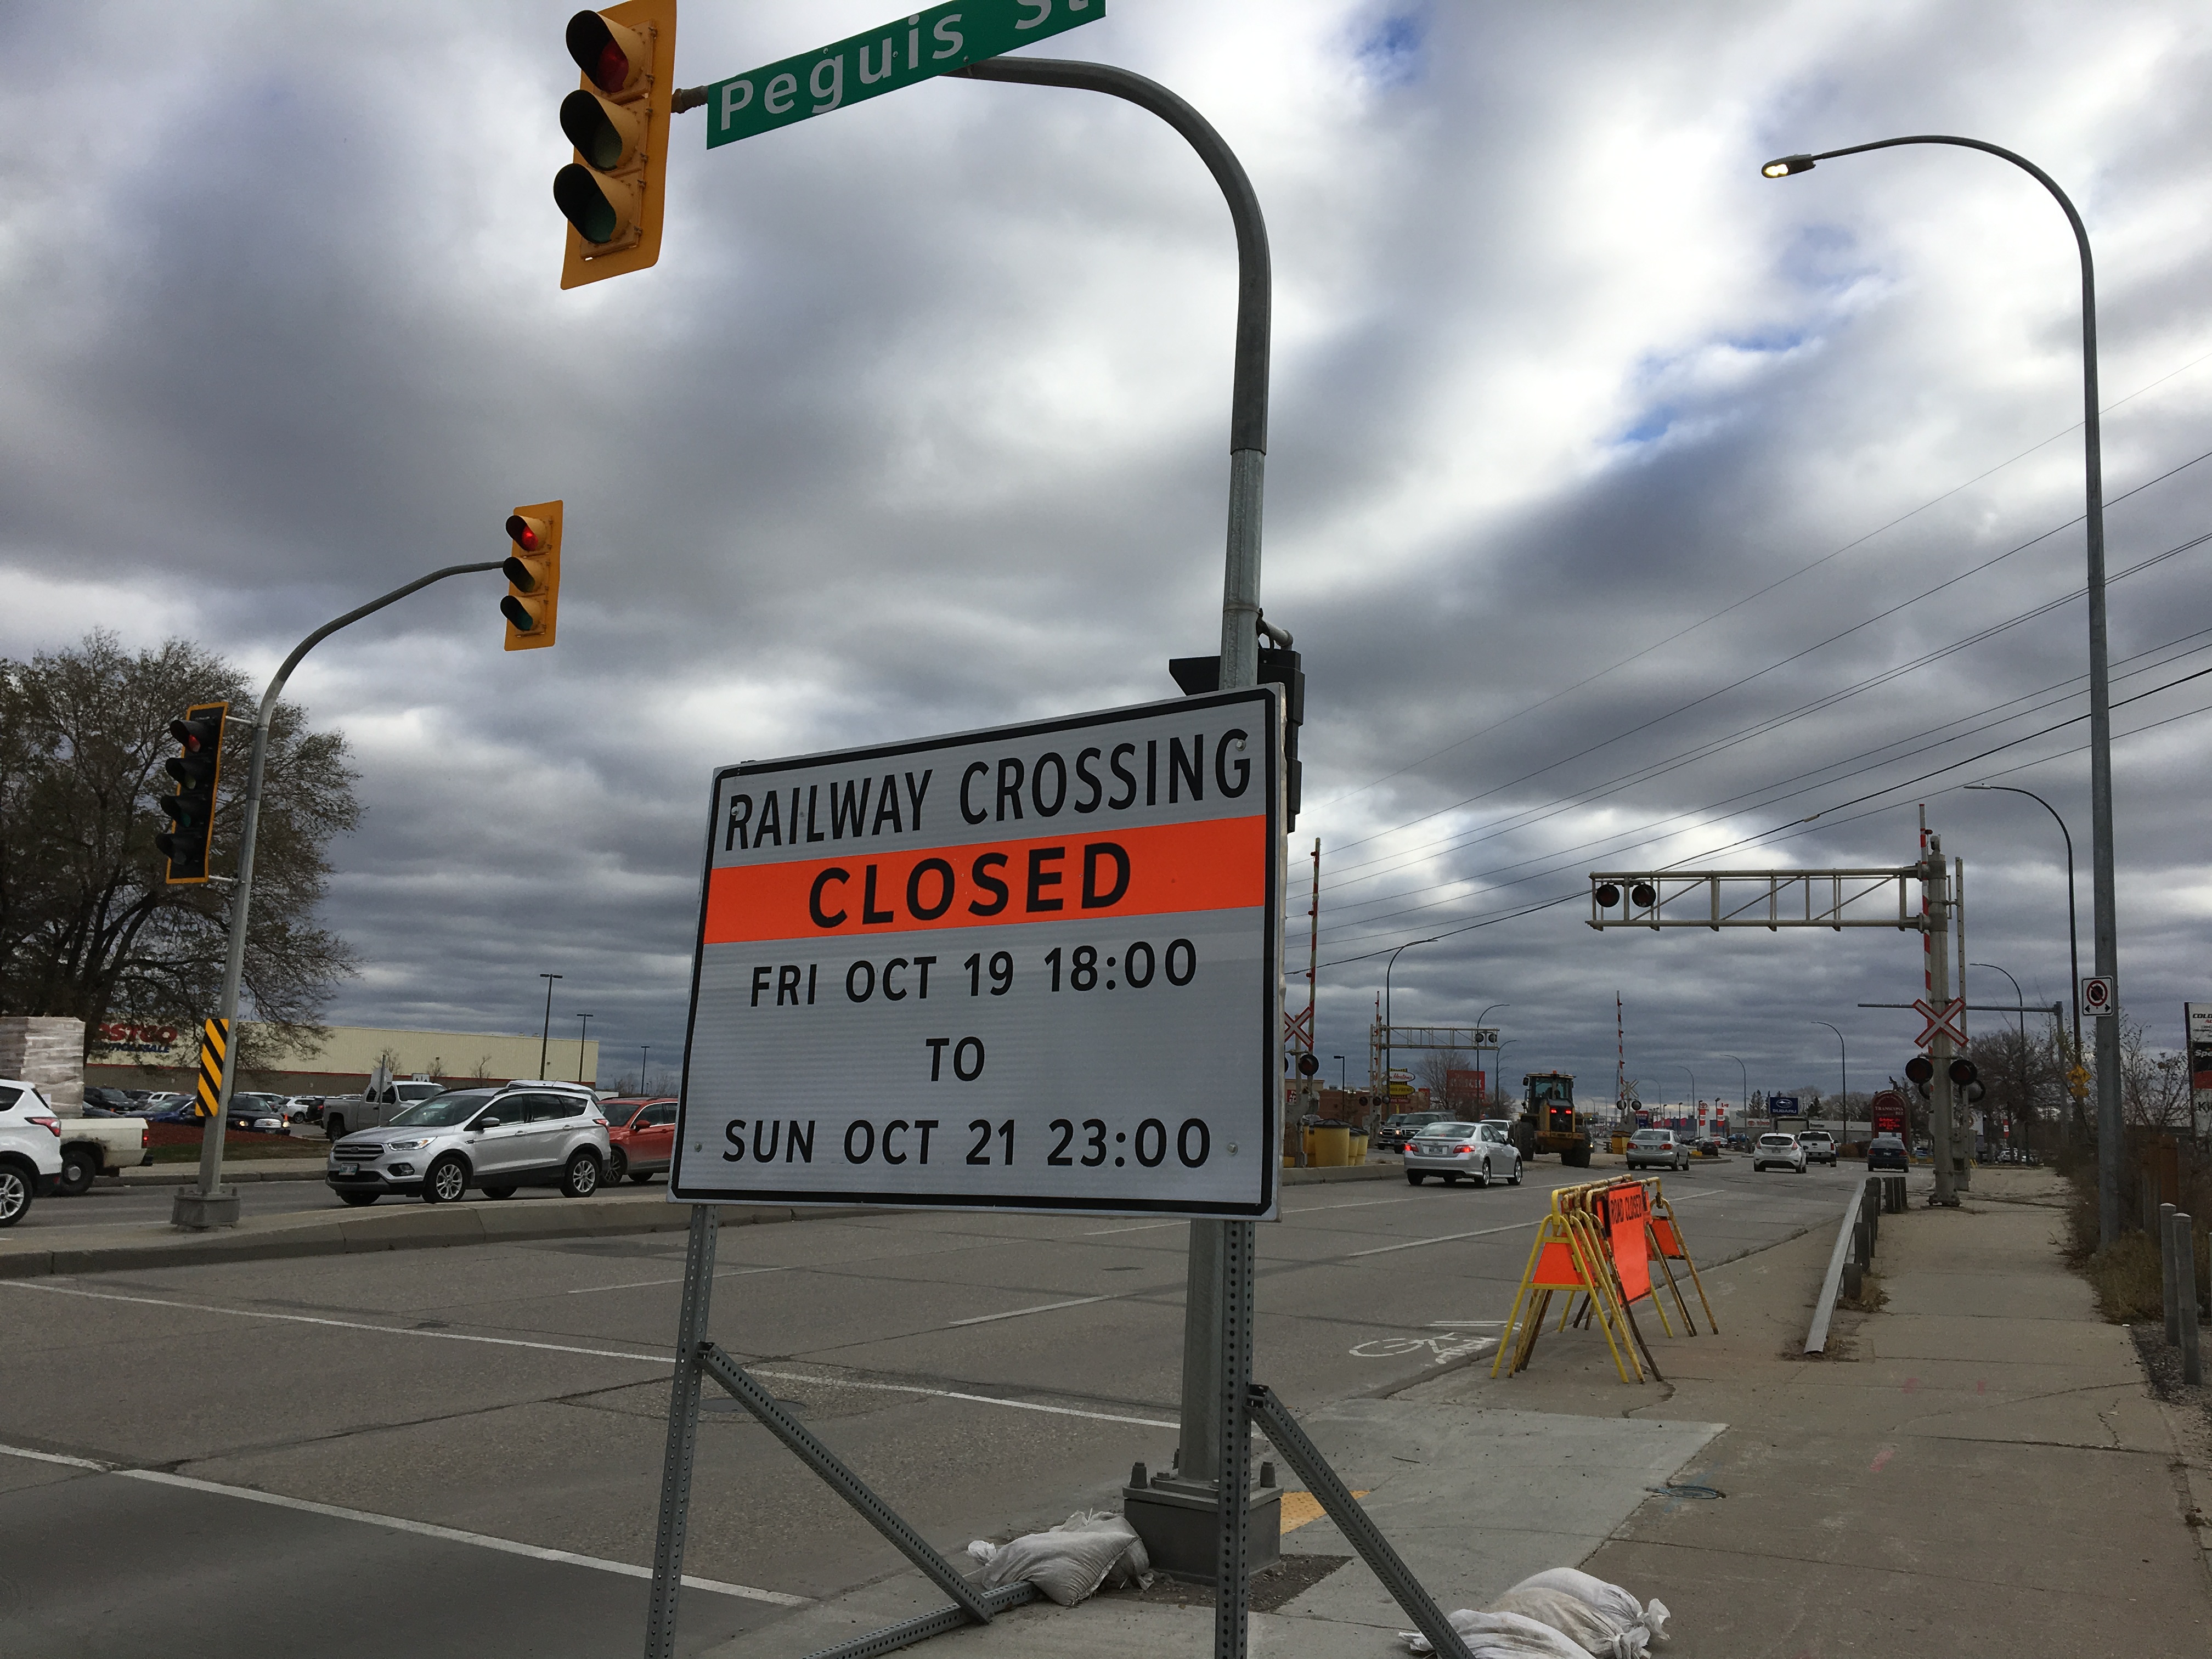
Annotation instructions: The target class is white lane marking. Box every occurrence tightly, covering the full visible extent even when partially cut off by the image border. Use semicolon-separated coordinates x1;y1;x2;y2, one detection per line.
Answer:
1428;1319;1507;1328
748;1369;1175;1430
567;1266;792;1296
945;1294;1114;1328
3;1280;675;1364
1285;1195;1423;1215
1081;1220;1181;1236
0;1442;108;1471
1345;1220;1539;1258
1;1282;1171;1432
0;1443;803;1605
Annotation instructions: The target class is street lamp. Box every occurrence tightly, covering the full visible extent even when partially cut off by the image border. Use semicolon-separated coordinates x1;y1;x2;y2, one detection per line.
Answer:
538;973;563;1080
1382;935;1441;1113
1679;1064;1696;1125
1764;135;2123;1246
1722;1053;1748;1129
1476;1002;1509;1113
639;1043;651;1095
1812;1021;1848;1142
1332;1054;1346;1091
576;1013;594;1085
1966;782;2085;1142
1973;961;2030;1155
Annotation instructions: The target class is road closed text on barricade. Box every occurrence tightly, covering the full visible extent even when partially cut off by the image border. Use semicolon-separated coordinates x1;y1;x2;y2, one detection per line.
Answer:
672;689;1283;1217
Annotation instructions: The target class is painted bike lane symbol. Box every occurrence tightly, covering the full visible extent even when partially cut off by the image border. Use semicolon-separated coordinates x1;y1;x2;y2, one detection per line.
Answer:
1350;1322;1503;1365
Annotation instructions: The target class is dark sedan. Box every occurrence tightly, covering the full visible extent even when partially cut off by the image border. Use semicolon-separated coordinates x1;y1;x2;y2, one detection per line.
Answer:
1374;1113;1449;1153
1866;1133;1909;1171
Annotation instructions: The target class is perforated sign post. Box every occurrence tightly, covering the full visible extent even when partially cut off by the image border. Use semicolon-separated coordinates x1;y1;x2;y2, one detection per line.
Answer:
672;689;1283;1218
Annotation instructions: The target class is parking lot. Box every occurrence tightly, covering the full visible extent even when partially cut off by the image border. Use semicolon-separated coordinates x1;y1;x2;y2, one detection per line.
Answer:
1;1155;1858;1658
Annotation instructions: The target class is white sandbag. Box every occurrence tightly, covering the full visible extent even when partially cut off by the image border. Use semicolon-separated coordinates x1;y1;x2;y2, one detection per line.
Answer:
974;1510;1152;1606
1489;1585;1650;1659
1398;1608;1593;1658
1509;1569;1671;1645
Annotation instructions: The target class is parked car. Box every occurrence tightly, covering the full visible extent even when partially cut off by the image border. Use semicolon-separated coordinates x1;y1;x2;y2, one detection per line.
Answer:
1625;1127;1689;1171
1797;1129;1838;1166
1403;1120;1522;1188
605;1097;679;1184
325;1082;611;1206
0;1078;65;1227
1374;1112;1449;1153
225;1093;291;1134
1752;1132;1808;1173
1866;1133;1909;1171
284;1096;328;1125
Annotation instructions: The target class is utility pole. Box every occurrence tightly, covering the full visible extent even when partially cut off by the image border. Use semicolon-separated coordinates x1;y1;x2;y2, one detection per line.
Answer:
1923;814;1959;1206
1955;855;1971;1189
577;1013;594;1084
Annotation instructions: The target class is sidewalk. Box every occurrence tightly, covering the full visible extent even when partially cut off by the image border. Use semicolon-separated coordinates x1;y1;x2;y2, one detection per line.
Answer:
723;1167;2211;1659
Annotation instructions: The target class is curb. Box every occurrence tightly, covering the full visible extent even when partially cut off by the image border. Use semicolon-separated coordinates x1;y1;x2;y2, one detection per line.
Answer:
1280;1163;1402;1184
119;1164;329;1185
0;1196;877;1280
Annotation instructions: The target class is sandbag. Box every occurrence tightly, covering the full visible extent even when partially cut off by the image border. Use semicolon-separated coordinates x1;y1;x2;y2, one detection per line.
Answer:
969;1510;1152;1606
1509;1569;1671;1645
1398;1609;1593;1658
1490;1585;1650;1659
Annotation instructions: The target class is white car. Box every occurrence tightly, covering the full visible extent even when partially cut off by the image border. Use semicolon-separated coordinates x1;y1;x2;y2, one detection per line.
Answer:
1625;1128;1690;1171
1752;1132;1808;1173
1404;1120;1523;1188
0;1077;66;1227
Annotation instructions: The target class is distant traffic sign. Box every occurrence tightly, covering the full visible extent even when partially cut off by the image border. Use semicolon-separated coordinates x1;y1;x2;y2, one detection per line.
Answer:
2080;976;2115;1018
705;0;1105;150
672;689;1282;1217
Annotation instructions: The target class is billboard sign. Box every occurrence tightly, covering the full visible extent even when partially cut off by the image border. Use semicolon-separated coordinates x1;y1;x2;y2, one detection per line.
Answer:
1768;1093;1801;1118
672;690;1283;1217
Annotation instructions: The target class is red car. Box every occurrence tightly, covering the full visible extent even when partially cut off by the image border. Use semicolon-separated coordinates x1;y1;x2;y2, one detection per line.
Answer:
605;1097;678;1185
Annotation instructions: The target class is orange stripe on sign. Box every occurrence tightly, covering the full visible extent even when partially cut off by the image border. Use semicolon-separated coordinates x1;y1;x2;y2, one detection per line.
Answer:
704;816;1268;944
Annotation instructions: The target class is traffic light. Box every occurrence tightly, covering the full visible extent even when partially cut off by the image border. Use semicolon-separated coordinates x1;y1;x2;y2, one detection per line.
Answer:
1296;1053;1321;1077
155;703;229;884
1946;1057;1979;1090
1904;1054;1934;1094
501;501;563;650
554;2;677;289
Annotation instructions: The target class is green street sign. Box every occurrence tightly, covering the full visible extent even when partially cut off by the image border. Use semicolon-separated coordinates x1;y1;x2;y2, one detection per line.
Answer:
704;0;1105;149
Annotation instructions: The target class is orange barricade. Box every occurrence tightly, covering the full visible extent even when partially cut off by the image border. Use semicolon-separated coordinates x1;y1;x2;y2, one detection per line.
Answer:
1493;1175;1715;1384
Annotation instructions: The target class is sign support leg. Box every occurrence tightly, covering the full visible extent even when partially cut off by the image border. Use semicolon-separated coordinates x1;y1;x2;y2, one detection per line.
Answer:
1214;1219;1255;1659
644;1204;718;1659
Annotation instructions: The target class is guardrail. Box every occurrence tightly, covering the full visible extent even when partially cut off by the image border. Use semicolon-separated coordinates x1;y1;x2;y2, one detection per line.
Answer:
1806;1173;1906;1356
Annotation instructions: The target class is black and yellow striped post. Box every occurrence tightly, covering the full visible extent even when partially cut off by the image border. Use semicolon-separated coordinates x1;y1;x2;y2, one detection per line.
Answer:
193;1018;230;1120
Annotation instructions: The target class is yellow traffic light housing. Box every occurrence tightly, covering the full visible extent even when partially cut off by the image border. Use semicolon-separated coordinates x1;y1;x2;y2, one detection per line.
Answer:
156;702;229;884
502;501;563;650
556;2;676;289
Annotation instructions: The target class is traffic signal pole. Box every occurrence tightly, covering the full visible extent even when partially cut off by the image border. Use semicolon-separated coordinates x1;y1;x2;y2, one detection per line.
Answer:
171;561;505;1229
952;56;1273;1629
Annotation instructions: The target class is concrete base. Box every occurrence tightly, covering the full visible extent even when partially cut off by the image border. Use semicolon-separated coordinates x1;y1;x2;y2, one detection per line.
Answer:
168;1185;241;1229
1120;1476;1280;1583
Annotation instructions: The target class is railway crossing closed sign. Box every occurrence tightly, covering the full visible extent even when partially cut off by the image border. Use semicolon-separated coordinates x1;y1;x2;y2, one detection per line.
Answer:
672;690;1283;1217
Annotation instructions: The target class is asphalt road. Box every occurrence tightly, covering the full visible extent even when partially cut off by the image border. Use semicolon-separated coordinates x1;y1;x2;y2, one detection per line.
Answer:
0;1155;1858;1658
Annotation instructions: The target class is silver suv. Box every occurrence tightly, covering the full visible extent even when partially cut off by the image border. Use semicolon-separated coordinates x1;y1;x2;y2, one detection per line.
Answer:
326;1082;610;1207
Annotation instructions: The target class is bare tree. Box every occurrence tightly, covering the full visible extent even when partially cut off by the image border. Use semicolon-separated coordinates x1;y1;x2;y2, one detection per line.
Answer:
0;632;359;1062
2120;1016;2189;1130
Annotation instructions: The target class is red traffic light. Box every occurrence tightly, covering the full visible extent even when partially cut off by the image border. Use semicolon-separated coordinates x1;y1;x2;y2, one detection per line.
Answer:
1904;1055;1934;1085
1946;1057;1979;1088
1594;883;1621;908
170;715;221;752
567;10;650;97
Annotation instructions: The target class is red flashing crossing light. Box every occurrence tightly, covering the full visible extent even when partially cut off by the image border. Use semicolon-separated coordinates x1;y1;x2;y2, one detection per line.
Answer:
554;2;676;289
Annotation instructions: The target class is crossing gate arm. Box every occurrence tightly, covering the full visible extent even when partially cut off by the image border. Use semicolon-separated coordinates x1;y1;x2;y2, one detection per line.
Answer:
1248;1384;1474;1659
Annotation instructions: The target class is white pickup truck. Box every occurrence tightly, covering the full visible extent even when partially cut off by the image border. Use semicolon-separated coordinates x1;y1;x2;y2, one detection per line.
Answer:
57;1111;153;1194
318;1077;448;1143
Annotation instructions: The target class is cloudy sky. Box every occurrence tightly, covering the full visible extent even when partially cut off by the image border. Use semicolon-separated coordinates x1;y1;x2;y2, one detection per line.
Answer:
5;0;2208;1106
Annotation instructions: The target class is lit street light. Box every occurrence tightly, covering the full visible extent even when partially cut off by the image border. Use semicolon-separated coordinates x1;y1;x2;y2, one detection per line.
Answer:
1764;134;2124;1245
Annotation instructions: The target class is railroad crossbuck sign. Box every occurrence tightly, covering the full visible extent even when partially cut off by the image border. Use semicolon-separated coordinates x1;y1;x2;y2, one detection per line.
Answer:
1914;996;1967;1049
673;690;1284;1217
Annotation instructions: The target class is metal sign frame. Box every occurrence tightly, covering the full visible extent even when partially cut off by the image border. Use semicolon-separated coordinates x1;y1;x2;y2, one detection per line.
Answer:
672;689;1283;1220
1587;867;1925;930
